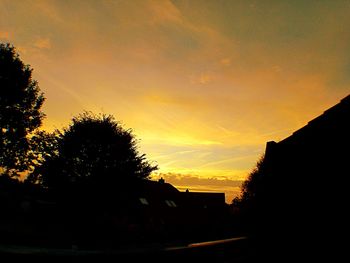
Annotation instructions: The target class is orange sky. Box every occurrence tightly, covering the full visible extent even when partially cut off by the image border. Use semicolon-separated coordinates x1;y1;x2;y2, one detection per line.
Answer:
1;0;350;202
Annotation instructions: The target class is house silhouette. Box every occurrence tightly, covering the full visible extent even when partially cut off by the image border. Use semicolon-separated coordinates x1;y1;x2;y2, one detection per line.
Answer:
253;94;350;260
106;179;229;244
0;176;230;249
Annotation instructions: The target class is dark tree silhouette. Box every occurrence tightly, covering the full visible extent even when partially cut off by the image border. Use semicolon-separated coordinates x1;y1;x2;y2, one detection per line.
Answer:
0;43;45;177
25;130;59;184
34;112;157;190
230;156;266;231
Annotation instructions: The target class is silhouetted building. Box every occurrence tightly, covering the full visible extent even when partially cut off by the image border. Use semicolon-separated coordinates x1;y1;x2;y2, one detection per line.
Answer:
255;94;350;260
265;94;350;160
0;176;229;248
107;180;228;243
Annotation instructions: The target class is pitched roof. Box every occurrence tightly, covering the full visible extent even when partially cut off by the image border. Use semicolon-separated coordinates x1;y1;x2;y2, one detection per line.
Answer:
279;94;350;146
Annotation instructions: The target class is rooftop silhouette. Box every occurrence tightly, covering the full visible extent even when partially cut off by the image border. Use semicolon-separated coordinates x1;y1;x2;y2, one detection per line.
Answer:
237;93;350;261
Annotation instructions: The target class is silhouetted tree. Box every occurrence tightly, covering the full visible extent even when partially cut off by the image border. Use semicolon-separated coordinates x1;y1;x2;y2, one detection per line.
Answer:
237;156;267;205
25;130;59;184
231;156;267;231
35;112;157;190
0;43;45;177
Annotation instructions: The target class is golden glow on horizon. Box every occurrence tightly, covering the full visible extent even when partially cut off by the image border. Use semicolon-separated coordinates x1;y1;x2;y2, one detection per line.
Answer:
1;0;350;202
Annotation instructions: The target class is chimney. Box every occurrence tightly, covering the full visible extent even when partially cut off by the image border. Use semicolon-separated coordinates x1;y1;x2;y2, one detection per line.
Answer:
158;177;165;184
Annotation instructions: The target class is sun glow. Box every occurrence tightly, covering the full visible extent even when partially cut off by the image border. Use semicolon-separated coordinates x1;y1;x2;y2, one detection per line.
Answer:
1;0;350;202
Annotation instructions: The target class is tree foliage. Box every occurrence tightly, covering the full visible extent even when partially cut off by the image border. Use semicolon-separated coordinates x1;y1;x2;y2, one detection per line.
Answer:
33;112;157;190
232;156;266;210
25;130;59;184
0;43;45;176
240;157;266;200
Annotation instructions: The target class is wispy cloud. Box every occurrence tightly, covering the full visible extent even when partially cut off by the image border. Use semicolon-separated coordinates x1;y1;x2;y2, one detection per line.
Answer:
192;72;215;85
148;0;183;25
2;0;350;199
155;172;243;187
152;172;244;203
220;58;231;66
34;37;51;49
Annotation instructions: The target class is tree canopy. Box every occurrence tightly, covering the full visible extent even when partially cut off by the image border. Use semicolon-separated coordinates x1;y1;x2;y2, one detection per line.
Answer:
0;43;45;177
32;112;157;190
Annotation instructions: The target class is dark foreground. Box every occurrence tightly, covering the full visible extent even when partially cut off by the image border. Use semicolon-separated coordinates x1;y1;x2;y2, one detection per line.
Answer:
0;236;252;263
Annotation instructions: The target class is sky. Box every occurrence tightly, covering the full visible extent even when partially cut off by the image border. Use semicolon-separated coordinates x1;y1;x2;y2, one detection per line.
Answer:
1;0;350;203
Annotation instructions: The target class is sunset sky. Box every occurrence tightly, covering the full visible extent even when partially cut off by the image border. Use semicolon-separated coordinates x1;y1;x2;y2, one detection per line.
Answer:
1;0;350;202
